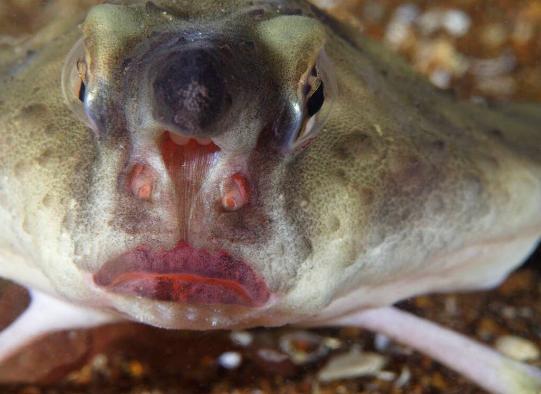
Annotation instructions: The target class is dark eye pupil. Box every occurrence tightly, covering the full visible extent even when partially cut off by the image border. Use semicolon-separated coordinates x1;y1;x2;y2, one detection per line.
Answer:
307;80;324;117
78;81;86;102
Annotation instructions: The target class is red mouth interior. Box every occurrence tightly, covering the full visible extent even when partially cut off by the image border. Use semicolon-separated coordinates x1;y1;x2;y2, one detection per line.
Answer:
94;242;270;307
160;132;221;241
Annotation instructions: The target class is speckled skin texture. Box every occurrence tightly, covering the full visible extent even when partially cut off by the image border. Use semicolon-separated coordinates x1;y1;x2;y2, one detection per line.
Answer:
0;0;540;332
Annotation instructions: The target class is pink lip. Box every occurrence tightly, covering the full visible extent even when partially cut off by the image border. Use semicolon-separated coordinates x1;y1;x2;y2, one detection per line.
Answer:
93;242;270;307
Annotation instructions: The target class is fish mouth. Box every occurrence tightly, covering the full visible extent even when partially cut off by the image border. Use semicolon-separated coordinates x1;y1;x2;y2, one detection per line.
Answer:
94;242;271;307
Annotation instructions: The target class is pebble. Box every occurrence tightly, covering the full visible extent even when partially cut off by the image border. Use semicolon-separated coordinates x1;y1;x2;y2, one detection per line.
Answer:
385;4;419;48
416;8;471;37
126;360;145;378
218;352;242;369
430;68;452;89
317;349;387;382
495;335;540;361
91;354;109;374
256;348;289;364
443;9;471;37
395;367;412;388
377;370;396;381
323;336;342;350
230;331;253;347
374;333;391;352
279;331;329;365
501;306;517;319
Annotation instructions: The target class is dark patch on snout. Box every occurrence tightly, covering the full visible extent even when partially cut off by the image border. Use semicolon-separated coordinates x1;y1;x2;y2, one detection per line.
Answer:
152;49;231;135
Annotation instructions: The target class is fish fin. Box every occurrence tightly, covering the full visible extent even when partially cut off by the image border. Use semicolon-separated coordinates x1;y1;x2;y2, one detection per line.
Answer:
319;306;541;394
0;288;118;365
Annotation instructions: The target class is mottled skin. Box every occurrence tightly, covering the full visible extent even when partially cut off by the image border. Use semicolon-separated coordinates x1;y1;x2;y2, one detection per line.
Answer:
0;0;541;390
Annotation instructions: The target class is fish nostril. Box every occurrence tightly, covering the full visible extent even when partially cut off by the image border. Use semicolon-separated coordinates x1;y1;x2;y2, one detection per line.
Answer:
127;163;156;201
221;173;251;211
152;48;230;136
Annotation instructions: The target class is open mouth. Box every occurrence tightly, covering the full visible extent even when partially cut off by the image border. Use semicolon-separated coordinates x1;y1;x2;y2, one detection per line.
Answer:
94;242;270;307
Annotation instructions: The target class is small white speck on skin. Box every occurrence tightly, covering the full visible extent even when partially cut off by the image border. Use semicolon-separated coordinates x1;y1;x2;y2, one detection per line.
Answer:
217;351;242;369
155;303;175;321
185;308;197;321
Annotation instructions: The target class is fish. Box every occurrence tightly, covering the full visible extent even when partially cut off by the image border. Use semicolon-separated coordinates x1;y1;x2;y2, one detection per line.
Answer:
0;1;540;392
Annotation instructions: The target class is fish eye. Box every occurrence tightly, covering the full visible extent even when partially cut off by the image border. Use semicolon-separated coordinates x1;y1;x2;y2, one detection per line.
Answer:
291;50;336;149
62;38;94;128
76;60;87;103
305;67;325;117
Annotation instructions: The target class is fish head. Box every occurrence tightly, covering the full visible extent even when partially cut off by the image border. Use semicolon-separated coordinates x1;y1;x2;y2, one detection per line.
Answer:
54;0;353;329
8;0;538;331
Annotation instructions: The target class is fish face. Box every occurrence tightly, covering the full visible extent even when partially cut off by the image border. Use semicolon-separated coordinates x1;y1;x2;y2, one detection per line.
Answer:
50;0;344;329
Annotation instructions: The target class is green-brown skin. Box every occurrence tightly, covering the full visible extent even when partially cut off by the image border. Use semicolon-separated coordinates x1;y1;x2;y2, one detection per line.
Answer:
0;0;540;335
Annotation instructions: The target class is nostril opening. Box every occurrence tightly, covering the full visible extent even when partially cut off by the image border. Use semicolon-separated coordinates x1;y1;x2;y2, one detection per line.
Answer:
221;173;251;211
127;163;156;201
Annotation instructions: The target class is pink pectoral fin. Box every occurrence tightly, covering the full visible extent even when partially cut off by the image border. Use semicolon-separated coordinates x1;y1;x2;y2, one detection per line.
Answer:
314;306;541;394
0;287;118;378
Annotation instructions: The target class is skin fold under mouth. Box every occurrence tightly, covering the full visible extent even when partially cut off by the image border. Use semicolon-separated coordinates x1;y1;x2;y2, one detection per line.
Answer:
93;242;271;307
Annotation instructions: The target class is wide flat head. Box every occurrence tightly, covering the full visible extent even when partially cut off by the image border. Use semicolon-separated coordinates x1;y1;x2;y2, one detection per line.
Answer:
0;0;540;330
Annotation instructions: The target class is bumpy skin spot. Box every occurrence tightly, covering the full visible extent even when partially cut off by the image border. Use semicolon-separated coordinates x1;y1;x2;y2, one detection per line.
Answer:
0;0;540;333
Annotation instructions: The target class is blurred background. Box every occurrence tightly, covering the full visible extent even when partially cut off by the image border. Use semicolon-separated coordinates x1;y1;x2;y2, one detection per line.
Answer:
0;1;540;393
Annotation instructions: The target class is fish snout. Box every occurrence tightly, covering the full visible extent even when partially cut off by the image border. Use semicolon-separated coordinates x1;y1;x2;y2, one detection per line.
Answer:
123;133;257;240
151;48;232;138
